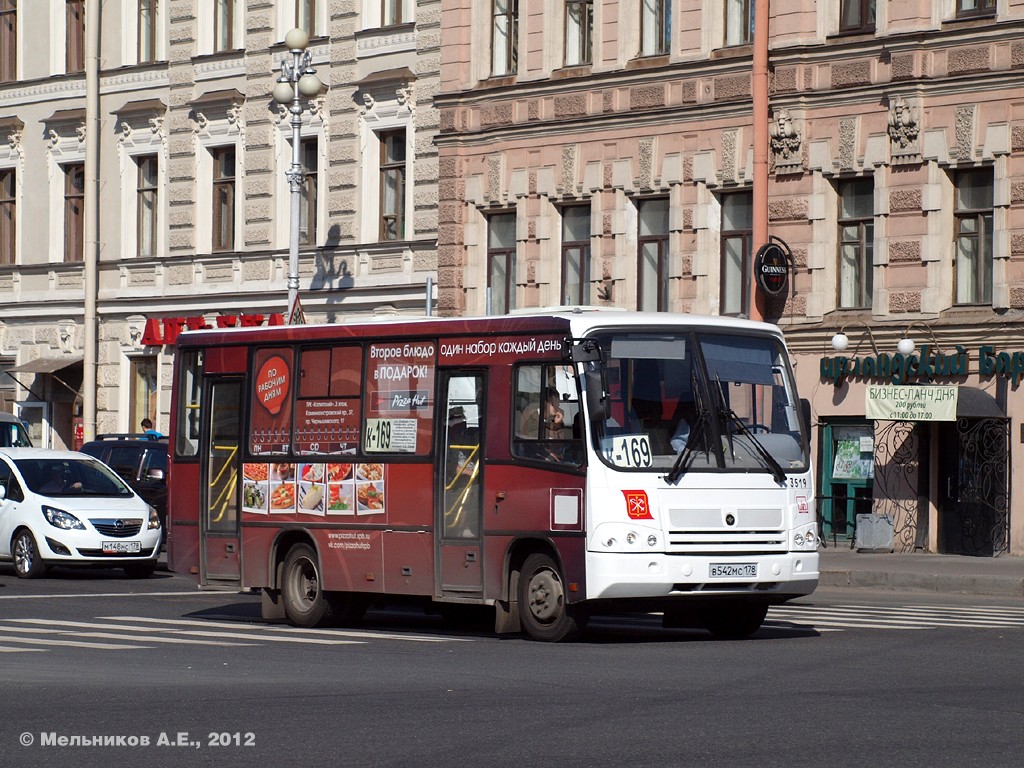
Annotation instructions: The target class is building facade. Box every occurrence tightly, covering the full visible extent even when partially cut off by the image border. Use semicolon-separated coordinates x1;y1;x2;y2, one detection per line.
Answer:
0;0;439;445
435;0;1024;555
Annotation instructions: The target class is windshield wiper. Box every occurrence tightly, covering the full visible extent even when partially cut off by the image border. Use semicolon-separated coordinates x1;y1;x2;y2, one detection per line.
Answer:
713;378;786;485
664;408;707;486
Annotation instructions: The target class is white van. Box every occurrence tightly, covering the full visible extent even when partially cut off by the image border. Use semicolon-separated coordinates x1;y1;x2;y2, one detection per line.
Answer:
0;413;32;448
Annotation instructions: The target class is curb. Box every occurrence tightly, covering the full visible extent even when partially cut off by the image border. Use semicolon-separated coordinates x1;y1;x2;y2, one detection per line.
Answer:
820;569;1024;598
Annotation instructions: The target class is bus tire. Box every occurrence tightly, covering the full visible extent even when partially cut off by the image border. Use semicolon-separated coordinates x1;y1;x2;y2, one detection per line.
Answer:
699;600;769;640
517;553;585;642
281;544;334;628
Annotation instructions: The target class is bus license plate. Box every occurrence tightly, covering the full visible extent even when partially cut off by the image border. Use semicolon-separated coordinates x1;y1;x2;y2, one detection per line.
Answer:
709;563;757;579
103;541;141;554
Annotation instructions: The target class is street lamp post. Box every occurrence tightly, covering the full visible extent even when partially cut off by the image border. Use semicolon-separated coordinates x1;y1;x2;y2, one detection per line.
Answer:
272;28;322;323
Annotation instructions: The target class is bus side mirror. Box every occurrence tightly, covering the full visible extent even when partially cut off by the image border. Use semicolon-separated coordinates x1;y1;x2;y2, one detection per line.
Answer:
800;398;812;434
585;369;606;422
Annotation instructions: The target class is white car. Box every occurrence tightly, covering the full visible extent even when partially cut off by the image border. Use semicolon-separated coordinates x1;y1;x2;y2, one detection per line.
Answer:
0;448;162;578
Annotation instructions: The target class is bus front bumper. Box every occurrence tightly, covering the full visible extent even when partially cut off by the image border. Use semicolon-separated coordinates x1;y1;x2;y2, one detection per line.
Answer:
584;550;819;601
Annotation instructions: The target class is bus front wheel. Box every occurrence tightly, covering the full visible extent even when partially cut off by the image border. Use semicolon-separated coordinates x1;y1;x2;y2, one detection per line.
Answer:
281;544;333;628
517;553;585;642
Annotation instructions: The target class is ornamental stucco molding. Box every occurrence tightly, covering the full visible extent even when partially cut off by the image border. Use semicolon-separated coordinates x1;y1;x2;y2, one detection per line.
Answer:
769;108;801;170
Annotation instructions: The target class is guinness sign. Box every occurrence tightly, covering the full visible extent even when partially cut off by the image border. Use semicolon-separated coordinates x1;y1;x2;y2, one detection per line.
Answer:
754;241;790;297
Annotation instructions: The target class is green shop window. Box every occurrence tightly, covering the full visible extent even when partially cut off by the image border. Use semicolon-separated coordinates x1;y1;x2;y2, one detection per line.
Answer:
820;422;874;544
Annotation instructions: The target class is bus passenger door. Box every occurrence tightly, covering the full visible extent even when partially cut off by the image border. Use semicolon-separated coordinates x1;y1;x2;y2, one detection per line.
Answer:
200;377;243;586
436;372;484;600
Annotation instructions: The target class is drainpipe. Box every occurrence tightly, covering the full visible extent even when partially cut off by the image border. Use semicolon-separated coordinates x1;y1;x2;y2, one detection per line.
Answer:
750;0;769;323
82;0;100;442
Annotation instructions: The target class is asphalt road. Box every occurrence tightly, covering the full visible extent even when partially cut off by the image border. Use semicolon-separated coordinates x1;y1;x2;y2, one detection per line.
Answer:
1;565;1022;768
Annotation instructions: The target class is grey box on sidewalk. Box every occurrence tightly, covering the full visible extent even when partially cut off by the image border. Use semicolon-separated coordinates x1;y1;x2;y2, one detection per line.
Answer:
855;514;894;553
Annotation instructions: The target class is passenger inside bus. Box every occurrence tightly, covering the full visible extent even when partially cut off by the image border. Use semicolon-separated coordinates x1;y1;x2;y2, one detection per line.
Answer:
446;406;478;481
516;391;569;441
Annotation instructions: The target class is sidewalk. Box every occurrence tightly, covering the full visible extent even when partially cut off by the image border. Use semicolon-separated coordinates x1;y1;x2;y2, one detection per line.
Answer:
819;546;1024;598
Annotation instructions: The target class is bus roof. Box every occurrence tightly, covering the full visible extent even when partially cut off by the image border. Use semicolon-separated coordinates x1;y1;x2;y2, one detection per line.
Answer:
174;309;784;349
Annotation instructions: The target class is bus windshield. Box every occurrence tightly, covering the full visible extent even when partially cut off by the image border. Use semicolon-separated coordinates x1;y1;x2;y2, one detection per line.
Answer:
586;331;808;476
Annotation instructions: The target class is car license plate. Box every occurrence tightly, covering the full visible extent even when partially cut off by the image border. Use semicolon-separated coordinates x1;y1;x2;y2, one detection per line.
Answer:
103;541;141;554
709;563;757;578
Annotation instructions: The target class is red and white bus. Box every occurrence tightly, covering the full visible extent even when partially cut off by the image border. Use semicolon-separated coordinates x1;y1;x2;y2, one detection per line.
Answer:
167;310;818;641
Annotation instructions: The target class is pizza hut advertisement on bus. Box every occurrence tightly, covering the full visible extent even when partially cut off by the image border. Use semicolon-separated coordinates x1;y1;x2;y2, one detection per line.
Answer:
363;342;435;456
242;461;386;517
250;348;294;455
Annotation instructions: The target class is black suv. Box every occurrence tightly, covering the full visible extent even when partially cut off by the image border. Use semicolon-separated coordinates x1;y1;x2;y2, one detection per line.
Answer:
79;434;169;538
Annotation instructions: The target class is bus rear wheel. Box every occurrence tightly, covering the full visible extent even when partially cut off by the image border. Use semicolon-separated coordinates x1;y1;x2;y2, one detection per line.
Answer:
281;544;333;628
517;553;585;642
699;600;769;639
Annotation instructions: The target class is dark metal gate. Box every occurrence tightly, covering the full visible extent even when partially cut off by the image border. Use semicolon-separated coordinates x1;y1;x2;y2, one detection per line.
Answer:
939;417;1009;556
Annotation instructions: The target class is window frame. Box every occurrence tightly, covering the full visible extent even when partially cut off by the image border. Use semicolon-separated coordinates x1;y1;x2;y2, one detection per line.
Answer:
560;204;591;306
381;0;404;27
953;168;994;306
956;0;995;19
63;163;84;263
65;0;85;73
637;198;670;312
724;0;753;48
487;212;517;315
136;154;159;258
378;129;406;242
640;0;671;57
296;0;317;36
719;192;752;317
214;0;234;52
298;137;317;246
839;0;876;34
491;0;518;77
211;146;236;253
138;0;158;62
836;177;874;310
0;166;13;265
0;0;15;82
564;0;593;67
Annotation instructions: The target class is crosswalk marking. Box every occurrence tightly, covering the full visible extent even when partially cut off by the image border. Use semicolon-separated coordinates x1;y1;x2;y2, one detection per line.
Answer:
98;615;472;643
0;613;473;654
767;603;1024;632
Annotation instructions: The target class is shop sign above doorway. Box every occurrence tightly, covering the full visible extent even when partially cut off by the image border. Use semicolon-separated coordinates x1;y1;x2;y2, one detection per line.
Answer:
864;385;958;421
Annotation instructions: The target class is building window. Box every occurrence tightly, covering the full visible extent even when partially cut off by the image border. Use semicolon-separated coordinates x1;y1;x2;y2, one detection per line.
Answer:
487;213;516;315
379;129;406;241
214;0;234;52
66;0;85;73
63;163;84;263
130;357;159;431
565;0;592;66
0;0;15;82
838;178;874;309
211;146;235;252
720;192;752;316
840;0;875;33
0;167;13;265
724;0;752;47
296;0;317;35
137;155;158;258
492;0;518;76
561;206;590;305
640;0;670;57
382;0;404;26
637;198;669;312
956;0;995;18
299;138;317;246
954;168;993;305
139;0;157;62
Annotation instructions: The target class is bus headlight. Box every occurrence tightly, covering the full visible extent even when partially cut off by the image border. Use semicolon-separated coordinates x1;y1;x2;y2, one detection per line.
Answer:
647;535;658;547
626;532;637;545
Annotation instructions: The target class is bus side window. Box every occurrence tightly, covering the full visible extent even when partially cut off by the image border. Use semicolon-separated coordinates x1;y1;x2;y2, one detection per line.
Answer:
511;365;581;465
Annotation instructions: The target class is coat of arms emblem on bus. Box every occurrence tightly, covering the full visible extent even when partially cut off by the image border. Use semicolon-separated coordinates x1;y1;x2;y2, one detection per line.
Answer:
622;490;653;520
